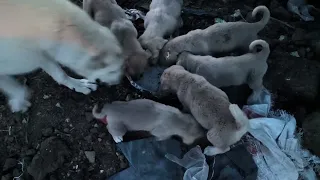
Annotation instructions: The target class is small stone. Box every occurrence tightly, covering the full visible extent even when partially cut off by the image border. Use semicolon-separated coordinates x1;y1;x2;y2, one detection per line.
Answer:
125;94;132;101
84;135;92;142
63;128;70;133
85;112;93;122
84;151;95;164
43;95;50;99
297;47;306;58
26;149;36;156
90;128;98;134
3;158;17;171
98;138;102;142
290;51;300;57
42;127;53;137
93;124;99;128
55;103;62;108
65;118;70;123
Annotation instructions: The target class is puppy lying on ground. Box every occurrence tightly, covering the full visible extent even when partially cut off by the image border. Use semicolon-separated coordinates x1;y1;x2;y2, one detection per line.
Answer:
160;65;249;155
83;0;150;78
138;0;183;64
0;0;124;113
159;5;270;66
177;39;270;102
92;99;205;144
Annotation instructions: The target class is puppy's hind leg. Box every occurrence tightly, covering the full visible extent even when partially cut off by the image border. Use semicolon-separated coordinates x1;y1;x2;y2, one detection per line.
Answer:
247;71;266;104
107;123;127;143
0;75;31;113
40;58;97;95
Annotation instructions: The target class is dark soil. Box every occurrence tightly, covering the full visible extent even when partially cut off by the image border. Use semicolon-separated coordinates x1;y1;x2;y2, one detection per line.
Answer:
1;0;320;180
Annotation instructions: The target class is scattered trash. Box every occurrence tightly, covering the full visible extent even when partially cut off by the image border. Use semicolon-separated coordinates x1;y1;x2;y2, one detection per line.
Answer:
214;18;226;24
279;35;286;41
125;9;145;20
109;138;183;180
287;0;314;21
290;51;300;57
84;151;96;164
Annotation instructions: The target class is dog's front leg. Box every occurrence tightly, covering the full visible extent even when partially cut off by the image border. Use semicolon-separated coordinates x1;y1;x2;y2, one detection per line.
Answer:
40;60;97;94
0;75;31;112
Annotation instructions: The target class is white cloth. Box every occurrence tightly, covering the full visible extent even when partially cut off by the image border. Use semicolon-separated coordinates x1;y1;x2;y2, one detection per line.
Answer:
244;89;320;180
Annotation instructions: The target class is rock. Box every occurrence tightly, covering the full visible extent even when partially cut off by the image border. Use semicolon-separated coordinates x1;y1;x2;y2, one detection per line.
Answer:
84;135;92;142
63;128;69;133
27;137;70;180
25;149;36;156
42;128;53;137
3;158;17;171
84;151;96;164
85;112;93;122
302;112;320;156
297;47;306;58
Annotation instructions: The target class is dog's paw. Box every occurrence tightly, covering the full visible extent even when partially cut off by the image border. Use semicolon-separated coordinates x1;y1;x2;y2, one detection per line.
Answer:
204;146;230;156
70;79;97;95
8;98;31;113
113;136;123;143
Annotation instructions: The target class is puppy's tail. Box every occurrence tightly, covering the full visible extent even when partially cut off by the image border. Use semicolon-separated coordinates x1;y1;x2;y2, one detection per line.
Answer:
92;104;105;119
249;39;270;57
229;104;249;130
252;6;270;31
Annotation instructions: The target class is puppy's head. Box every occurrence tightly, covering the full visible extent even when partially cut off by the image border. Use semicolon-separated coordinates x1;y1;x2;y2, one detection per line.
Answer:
159;42;180;66
139;36;168;64
160;65;185;91
126;50;151;79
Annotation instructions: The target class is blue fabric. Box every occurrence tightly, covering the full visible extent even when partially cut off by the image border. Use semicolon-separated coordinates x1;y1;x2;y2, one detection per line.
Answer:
109;137;183;180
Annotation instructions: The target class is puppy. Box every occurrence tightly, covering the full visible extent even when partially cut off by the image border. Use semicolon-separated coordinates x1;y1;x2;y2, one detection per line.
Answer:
159;5;270;66
177;39;270;102
0;0;124;113
92;99;205;144
83;0;150;78
138;0;183;64
160;65;249;155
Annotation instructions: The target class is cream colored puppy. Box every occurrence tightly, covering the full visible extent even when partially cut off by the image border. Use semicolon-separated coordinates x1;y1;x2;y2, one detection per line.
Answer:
83;0;150;78
159;6;270;66
92;99;205;144
160;65;249;155
138;0;183;64
177;40;270;102
0;0;124;113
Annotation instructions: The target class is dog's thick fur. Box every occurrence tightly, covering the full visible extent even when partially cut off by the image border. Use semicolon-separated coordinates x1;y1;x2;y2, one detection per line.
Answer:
160;65;249;155
138;0;183;64
83;0;150;78
92;99;205;144
159;6;270;66
177;40;270;101
0;0;124;112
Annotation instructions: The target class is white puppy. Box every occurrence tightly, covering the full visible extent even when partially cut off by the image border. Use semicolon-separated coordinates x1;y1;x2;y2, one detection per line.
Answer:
159;6;270;66
92;99;205;144
0;0;124;112
138;0;183;64
177;40;270;102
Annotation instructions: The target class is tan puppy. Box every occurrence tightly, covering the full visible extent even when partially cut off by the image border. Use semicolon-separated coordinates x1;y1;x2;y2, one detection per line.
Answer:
83;0;150;78
159;6;270;66
160;65;249;155
177;40;269;102
0;0;124;113
92;99;205;144
138;0;183;64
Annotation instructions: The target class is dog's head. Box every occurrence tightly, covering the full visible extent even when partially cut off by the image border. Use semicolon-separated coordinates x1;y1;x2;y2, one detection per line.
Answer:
126;50;151;79
160;65;185;92
84;27;125;85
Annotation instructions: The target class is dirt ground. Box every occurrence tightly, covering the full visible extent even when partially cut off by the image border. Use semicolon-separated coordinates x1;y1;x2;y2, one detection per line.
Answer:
1;0;320;180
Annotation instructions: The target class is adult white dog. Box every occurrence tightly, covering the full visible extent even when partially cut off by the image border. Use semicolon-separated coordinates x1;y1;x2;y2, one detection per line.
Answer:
0;0;125;113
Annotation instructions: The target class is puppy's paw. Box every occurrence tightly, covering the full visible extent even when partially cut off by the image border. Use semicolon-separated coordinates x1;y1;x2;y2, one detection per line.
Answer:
8;98;31;113
113;136;123;143
69;78;97;94
204;146;230;156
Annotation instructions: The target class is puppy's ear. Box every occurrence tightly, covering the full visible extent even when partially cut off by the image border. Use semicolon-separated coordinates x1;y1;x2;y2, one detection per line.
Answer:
229;104;249;129
83;0;94;19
